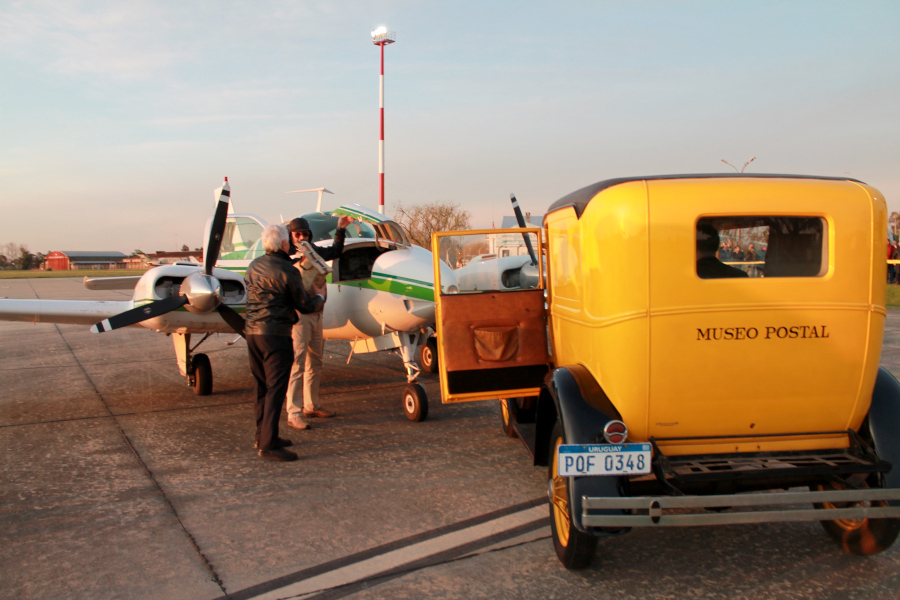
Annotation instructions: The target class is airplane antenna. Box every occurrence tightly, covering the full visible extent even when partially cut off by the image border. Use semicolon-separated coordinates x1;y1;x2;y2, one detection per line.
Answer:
286;187;334;213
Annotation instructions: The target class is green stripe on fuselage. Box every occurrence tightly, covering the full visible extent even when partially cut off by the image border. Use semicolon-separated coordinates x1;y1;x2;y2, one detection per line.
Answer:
338;275;434;301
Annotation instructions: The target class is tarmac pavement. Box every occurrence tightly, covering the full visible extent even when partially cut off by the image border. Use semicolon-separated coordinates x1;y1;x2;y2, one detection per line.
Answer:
3;277;900;599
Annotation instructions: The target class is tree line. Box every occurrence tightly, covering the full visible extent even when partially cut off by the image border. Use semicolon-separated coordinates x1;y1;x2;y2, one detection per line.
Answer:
0;243;44;270
0;201;475;271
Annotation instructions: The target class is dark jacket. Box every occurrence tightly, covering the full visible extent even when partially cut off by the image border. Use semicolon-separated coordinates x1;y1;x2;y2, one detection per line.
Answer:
244;249;325;336
312;227;346;262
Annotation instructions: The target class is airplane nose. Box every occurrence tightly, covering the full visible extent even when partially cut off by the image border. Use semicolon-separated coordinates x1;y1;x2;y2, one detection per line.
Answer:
180;271;223;314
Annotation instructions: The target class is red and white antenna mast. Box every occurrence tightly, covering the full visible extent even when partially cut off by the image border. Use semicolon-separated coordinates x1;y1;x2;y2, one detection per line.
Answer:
371;26;396;215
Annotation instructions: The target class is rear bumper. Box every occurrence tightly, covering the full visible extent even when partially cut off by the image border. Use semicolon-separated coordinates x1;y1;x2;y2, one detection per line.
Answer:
582;488;900;528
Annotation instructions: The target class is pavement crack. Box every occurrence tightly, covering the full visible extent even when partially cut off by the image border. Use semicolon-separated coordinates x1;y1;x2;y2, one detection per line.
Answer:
52;324;230;597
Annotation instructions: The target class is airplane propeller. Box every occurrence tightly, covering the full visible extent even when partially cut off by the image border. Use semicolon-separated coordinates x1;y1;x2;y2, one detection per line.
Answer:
509;193;539;266
91;179;245;337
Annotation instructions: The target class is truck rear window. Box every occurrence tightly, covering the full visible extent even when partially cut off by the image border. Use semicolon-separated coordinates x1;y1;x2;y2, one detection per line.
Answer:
696;217;826;279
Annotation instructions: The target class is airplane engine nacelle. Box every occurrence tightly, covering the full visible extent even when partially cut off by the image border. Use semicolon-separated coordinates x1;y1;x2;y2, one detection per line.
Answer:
368;294;434;333
363;244;455;333
454;255;538;292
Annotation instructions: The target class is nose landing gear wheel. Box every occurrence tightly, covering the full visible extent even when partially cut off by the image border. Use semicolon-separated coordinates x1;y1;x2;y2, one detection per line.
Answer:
549;422;598;569
403;383;428;422
190;353;213;396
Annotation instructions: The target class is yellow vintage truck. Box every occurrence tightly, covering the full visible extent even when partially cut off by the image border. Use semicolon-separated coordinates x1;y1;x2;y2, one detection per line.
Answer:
431;174;900;569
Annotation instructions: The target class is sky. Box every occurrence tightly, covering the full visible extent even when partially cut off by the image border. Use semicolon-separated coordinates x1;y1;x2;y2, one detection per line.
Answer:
1;0;899;253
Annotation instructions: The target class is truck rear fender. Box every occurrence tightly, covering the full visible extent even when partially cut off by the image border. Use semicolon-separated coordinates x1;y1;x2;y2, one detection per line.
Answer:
869;367;900;502
542;365;628;535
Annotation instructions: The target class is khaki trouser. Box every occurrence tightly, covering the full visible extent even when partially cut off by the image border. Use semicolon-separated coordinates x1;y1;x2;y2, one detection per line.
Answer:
285;312;324;415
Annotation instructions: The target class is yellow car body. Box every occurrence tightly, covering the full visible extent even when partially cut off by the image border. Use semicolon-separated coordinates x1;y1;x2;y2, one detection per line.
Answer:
432;174;900;569
545;176;885;456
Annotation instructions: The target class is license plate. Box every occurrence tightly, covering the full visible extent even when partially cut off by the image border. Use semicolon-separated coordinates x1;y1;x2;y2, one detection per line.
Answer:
557;443;652;476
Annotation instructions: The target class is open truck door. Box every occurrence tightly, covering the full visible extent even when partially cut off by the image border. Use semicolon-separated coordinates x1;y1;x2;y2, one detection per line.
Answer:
432;228;550;451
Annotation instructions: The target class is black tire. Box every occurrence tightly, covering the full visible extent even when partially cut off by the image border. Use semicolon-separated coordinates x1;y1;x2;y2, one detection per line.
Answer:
812;477;900;555
419;337;439;374
403;383;428;422
500;398;519;438
191;353;213;396
548;422;598;569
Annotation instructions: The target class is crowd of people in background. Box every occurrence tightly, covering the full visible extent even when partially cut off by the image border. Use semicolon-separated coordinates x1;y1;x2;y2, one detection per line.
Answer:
888;241;900;284
718;240;764;263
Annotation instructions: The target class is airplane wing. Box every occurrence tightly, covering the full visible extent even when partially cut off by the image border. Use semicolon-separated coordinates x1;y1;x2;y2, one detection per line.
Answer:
83;276;143;290
0;299;133;326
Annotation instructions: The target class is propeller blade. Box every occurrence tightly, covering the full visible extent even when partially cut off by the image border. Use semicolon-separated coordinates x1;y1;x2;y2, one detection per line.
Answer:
217;304;245;338
509;194;538;266
91;295;188;333
205;179;231;275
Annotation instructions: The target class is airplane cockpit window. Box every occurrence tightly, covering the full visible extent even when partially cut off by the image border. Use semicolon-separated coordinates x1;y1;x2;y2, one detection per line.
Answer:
302;213;377;243
377;222;410;247
696;216;827;279
219;217;264;261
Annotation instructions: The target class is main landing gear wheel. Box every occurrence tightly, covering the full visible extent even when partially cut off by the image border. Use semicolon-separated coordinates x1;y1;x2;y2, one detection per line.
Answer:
419;337;439;374
403;383;429;422
549;422;598;569
500;398;519;438
191;353;213;396
812;477;900;555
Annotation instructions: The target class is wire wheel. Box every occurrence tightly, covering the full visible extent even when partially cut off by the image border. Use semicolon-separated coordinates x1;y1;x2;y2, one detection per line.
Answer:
548;422;598;569
500;398;519;438
812;478;900;555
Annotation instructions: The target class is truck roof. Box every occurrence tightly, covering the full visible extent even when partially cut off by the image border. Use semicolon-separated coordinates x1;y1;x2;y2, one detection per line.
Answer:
547;173;865;219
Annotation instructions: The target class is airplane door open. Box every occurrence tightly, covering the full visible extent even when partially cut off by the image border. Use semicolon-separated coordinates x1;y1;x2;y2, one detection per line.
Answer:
431;228;549;404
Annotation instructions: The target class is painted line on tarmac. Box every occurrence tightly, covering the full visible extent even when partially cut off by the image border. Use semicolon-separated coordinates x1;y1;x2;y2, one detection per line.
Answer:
222;497;549;600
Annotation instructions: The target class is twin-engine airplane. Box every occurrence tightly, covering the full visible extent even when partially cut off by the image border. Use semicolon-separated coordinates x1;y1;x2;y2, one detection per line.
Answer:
0;179;457;421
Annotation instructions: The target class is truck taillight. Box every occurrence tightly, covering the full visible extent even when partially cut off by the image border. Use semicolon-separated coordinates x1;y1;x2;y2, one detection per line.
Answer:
604;421;628;444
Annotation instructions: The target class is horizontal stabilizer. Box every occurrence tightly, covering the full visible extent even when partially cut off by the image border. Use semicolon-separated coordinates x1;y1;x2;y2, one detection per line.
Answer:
0;299;133;326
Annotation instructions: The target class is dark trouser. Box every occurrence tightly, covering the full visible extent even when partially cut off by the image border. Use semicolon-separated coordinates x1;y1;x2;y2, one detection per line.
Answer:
247;334;294;451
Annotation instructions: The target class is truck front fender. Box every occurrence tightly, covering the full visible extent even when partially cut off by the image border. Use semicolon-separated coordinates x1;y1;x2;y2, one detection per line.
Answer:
545;365;628;535
546;365;622;444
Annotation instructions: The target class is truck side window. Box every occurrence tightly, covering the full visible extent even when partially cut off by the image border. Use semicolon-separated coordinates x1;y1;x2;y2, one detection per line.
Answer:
697;216;827;279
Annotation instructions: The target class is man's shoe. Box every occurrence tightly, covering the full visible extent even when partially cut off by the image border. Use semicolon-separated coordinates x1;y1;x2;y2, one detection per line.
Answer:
258;448;299;462
287;416;311;430
254;437;293;450
303;408;336;419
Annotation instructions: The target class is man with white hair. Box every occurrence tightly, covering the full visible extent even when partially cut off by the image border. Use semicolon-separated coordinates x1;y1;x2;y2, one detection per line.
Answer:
244;224;325;462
